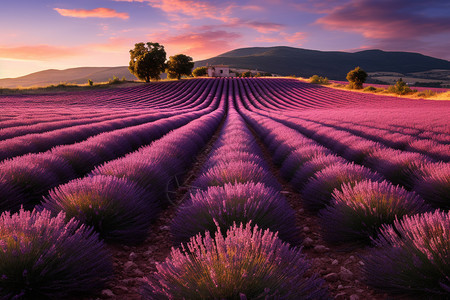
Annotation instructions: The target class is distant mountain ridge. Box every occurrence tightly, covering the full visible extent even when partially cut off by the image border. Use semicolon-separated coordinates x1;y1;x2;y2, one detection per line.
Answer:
195;46;450;80
0;67;137;88
1;46;450;88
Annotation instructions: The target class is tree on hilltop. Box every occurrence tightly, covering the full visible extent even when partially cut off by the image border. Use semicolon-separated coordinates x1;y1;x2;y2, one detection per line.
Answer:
129;42;166;82
346;66;367;89
166;54;194;80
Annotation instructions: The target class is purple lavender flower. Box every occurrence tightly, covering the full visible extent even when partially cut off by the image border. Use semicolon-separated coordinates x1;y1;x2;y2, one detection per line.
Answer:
142;222;328;299
0;208;113;299
363;210;450;295
0;160;59;207
40;175;157;244
193;160;281;190
413;162;450;209
0;177;27;213
290;154;347;191
301;162;384;213
319;180;431;244
171;182;299;245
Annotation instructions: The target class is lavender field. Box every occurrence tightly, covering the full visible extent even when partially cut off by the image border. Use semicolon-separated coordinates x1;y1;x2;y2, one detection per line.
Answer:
1;78;449;299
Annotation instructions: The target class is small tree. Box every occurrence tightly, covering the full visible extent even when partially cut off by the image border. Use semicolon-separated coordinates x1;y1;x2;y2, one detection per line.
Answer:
192;66;208;77
346;66;367;89
87;79;93;86
129;42;166;82
242;71;252;78
388;78;414;95
166;54;194;80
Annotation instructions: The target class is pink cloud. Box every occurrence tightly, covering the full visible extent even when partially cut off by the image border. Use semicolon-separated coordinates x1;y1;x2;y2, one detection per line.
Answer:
315;0;450;40
54;7;129;20
239;21;284;33
283;31;306;44
0;45;81;61
115;0;233;22
149;30;242;60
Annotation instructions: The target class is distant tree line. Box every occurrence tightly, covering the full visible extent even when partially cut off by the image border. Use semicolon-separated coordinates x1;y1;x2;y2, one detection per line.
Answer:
128;42;194;82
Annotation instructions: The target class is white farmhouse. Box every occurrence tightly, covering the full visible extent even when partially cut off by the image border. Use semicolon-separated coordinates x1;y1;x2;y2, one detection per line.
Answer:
207;65;234;77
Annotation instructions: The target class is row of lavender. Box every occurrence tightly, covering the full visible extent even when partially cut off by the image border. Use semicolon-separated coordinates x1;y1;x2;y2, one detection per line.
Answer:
0;78;223;213
0;79;229;298
0;78;218;110
144;90;328;298
240;78;449;209
0;79;222;160
237;78;449;295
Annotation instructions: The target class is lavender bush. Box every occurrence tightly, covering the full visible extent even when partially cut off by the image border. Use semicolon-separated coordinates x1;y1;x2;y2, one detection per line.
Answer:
0;177;27;213
290;154;347;191
363;210;450;295
91;157;171;206
0;160;59;207
301;163;384;213
40;175;157;244
142;222;328;299
413;162;450;209
0;208;112;299
319;180;431;244
171;182;299;245
193;161;281;190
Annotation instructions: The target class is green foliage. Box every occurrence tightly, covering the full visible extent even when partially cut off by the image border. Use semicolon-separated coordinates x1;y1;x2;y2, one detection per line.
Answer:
346;66;367;89
309;75;329;84
121;76;127;82
108;75;121;84
129;42;167;82
364;86;376;91
242;71;253;77
87;79;93;86
387;78;415;95
192;66;208;77
166;54;194;80
417;89;437;98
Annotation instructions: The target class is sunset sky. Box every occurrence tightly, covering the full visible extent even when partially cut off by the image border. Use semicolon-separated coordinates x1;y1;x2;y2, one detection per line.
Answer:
1;0;449;78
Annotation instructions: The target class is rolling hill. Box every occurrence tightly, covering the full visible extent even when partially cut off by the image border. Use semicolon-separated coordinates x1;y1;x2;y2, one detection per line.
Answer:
195;46;450;80
2;46;450;88
0;67;138;88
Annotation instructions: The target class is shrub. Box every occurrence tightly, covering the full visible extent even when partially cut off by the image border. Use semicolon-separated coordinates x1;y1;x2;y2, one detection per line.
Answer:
0;208;113;299
242;71;253;78
346;67;367;89
0;177;27;213
387;78;414;95
364;86;377;92
416;89;437;98
51;145;104;176
193;161;281;190
87;79;93;86
142;222;329;299
319;180;431;244
280;146;331;180
0;161;59;207
365;150;433;188
290;154;347;191
309;75;329;84
413;163;450;209
192;66;208;77
301;163;384;213
91;158;171;206
363;210;450;295
203;151;265;170
108;75;121;84
171;182;299;245
40;175;157;244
